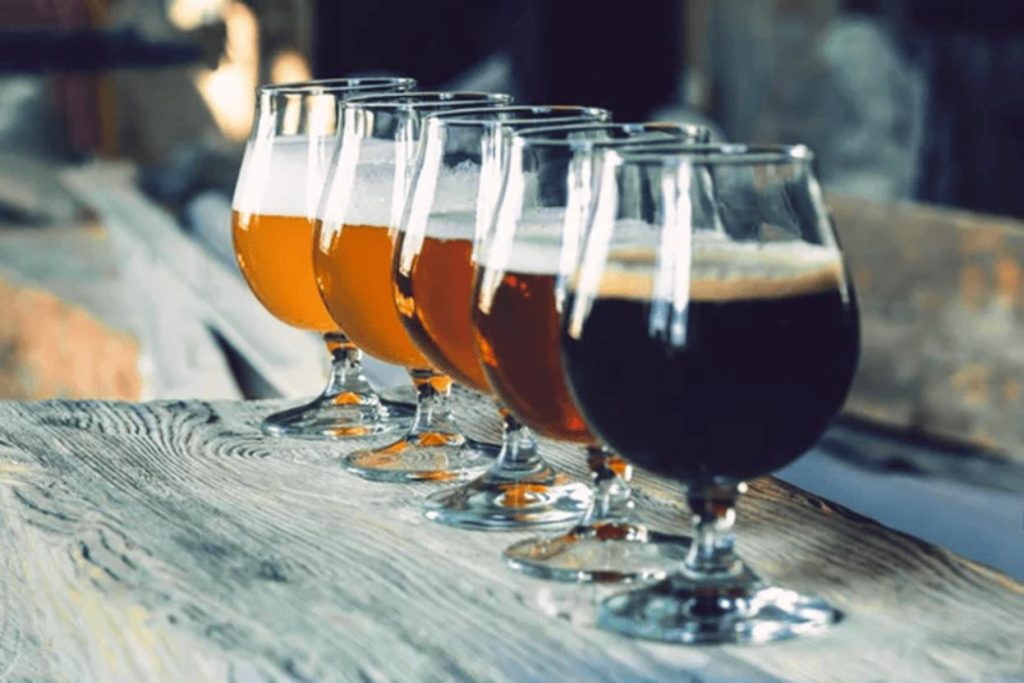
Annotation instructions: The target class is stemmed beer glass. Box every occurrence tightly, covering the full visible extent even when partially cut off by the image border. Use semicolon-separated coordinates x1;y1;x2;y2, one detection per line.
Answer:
562;144;860;642
378;106;609;526
232;76;415;439
472;122;709;580
313;92;511;481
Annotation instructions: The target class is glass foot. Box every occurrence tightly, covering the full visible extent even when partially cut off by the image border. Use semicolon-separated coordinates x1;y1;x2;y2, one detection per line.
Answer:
504;523;690;583
422;463;592;530
343;435;499;483
598;572;841;644
261;395;413;440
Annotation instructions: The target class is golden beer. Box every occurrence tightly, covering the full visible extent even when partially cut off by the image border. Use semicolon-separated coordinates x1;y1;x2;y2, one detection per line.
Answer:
393;233;491;392
314;223;430;369
233;211;337;332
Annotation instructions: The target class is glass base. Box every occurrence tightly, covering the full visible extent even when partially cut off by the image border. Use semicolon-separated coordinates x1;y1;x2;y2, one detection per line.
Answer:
504;523;690;583
598;573;840;644
422;463;592;531
261;396;413;440
343;434;499;483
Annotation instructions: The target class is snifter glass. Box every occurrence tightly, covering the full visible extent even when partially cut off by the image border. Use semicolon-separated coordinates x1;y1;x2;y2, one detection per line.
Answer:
231;76;415;439
563;144;859;643
470;122;709;578
313;91;512;481
381;106;609;526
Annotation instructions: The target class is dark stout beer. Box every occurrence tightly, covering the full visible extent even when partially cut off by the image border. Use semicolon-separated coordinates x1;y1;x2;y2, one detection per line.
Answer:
562;242;859;483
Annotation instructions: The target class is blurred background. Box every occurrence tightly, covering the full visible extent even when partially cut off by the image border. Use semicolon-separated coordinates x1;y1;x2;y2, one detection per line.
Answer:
1;0;1022;577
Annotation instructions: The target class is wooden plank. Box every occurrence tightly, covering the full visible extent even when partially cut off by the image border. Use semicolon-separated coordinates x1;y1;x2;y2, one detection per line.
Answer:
0;219;245;401
60;163;326;399
0;394;1019;682
0;217;239;402
833;193;1024;464
0;223;142;400
820;417;1024;494
0;153;84;224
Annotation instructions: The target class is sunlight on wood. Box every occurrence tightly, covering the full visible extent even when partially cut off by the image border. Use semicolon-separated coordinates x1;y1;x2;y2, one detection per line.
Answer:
194;1;259;141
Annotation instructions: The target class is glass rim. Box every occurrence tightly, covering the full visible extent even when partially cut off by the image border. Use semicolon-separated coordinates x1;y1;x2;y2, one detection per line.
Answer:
422;104;609;127
513;121;709;147
258;76;417;96
606;143;815;166
341;91;513;111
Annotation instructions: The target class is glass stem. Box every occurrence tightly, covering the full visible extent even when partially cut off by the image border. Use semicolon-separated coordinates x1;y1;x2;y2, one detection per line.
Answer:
582;446;634;524
322;332;373;398
408;369;459;435
682;482;748;580
492;406;541;473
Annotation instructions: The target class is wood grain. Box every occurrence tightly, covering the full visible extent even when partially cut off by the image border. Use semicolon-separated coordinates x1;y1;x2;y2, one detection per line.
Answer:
0;395;1020;682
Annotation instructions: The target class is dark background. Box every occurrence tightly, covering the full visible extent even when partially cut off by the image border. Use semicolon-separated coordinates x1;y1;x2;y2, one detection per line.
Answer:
4;0;1023;218
313;0;1024;219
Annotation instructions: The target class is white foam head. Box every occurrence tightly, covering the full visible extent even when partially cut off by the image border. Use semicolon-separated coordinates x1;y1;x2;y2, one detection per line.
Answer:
416;211;477;240
399;158;485;236
477;206;567;274
232;135;337;218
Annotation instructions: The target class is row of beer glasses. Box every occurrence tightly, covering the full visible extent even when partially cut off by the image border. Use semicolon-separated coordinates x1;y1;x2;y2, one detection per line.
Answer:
231;78;860;644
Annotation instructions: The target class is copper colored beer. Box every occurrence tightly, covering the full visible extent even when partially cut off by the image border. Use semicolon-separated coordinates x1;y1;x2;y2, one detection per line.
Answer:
393;225;491;392
474;267;593;443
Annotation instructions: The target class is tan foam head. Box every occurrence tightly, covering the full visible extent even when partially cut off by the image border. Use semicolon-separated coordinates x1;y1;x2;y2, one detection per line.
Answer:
595;238;845;303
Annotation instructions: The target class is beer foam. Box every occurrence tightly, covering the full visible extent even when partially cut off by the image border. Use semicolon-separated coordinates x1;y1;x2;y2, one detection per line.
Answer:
405;161;488;233
417;211;478;240
476;207;569;274
595;235;846;302
233;137;403;226
334;144;490;228
232;136;335;217
320;139;402;227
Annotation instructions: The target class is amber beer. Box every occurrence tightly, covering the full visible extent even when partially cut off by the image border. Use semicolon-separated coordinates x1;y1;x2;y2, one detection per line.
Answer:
314;222;430;369
473;262;594;444
392;218;491;392
232;212;337;332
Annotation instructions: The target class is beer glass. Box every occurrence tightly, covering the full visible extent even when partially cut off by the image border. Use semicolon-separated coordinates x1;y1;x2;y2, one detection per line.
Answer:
232;76;415;439
313;92;512;481
471;122;709;579
562;144;859;642
382;106;610;526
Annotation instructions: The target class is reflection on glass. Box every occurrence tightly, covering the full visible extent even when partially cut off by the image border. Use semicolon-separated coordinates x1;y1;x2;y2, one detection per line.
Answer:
563;144;859;642
231;77;416;439
472;122;709;580
313;92;511;481
385;106;611;528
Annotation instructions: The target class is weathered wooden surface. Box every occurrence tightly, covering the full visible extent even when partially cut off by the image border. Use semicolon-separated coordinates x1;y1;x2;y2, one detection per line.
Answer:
0;395;1020;682
834;193;1024;464
0;223;142;400
61;163;327;400
0;219;239;402
821;418;1024;495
